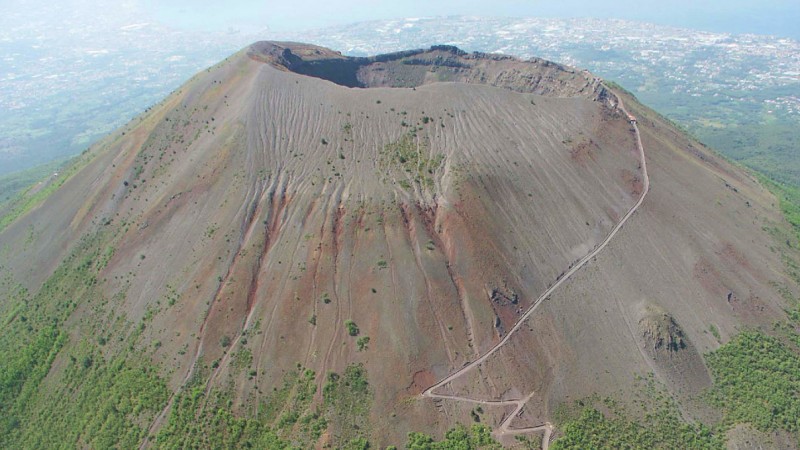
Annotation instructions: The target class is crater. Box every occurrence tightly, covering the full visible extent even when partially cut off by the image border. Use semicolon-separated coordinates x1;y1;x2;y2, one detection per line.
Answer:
247;41;608;99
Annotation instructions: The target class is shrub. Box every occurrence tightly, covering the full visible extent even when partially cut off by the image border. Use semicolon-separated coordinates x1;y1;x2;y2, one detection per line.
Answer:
345;320;359;337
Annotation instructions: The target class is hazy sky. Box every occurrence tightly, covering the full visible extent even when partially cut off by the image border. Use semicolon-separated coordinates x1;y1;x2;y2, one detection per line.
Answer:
143;0;800;39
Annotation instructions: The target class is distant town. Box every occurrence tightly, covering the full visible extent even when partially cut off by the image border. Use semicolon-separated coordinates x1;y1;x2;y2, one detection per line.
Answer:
0;3;254;173
296;17;800;115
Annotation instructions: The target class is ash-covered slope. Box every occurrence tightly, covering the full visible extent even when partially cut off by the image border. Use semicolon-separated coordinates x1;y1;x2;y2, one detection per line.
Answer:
0;42;797;448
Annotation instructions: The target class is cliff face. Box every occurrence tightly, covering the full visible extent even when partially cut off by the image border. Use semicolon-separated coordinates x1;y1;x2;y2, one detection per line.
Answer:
0;42;797;447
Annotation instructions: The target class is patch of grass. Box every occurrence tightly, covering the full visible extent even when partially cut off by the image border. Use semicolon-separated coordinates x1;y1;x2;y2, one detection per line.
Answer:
323;364;372;445
232;347;253;372
0;159;66;205
759;175;800;242
758;175;800;288
0;153;92;233
709;324;721;341
380;132;444;190
158;366;324;448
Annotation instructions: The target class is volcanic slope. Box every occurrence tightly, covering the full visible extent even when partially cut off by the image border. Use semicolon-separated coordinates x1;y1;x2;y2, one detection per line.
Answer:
0;42;798;448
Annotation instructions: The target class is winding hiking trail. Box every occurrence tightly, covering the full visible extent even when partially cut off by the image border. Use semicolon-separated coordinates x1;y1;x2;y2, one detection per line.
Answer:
421;87;649;449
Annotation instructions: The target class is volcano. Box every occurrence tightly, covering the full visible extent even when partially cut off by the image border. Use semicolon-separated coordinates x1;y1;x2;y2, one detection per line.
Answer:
0;42;798;448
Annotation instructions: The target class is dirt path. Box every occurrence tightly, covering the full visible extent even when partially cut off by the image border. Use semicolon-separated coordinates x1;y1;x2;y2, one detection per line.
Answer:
422;87;648;449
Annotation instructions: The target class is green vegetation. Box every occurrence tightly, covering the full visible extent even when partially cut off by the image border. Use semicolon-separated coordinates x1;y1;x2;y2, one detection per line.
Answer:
553;407;720;450
407;423;500;449
0;231;170;448
356;336;370;351
0;159;66;205
381;130;445;190
603;80;635;98
552;393;721;450
0;152;92;233
156;363;372;449
629;81;800;189
708;324;721;341
232;347;253;372
13;349;168;448
758;176;800;287
760;175;800;241
155;381;291;448
158;366;323;448
693;115;800;189
706;330;800;434
345;320;360;336
323;364;372;445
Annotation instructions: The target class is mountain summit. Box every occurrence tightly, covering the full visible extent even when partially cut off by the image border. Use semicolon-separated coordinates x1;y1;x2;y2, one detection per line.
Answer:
0;42;797;448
